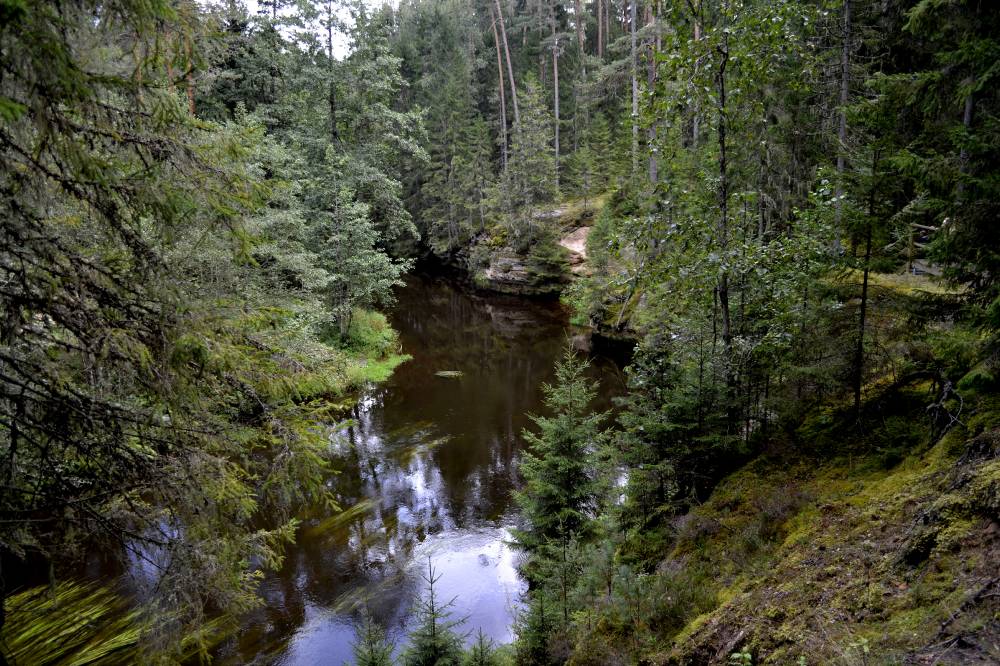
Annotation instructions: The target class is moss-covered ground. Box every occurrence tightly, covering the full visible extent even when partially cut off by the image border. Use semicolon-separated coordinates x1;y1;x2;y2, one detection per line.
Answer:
562;268;999;665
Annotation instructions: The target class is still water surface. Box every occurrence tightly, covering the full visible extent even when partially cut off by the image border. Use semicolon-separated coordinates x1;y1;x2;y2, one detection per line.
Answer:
218;272;625;664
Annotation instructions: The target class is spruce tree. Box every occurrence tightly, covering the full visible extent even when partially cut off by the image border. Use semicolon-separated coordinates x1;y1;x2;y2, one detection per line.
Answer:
422;63;494;254
462;629;499;666
402;559;466;666
351;612;395;666
514;346;608;553
883;1;1000;340
499;74;559;248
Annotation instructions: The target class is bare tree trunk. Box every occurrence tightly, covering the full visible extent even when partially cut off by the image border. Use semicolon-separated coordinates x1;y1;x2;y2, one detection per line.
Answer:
717;22;735;426
574;0;587;78
630;0;638;176
553;31;560;189
647;2;658;184
834;0;850;243
597;0;604;59
495;0;520;128
489;5;509;170
184;34;196;115
604;0;611;58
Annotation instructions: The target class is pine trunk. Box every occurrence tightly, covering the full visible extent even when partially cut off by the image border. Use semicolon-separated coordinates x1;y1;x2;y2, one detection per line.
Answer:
647;2;658;184
327;14;338;143
489;4;509;169
630;0;638;176
717;26;735;426
574;0;586;77
553;31;560;189
495;0;520;128
597;0;604;58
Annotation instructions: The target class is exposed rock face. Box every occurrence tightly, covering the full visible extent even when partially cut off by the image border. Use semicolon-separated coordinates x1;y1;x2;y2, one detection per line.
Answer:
559;225;590;258
559;226;591;276
474;248;568;295
478;251;542;294
438;202;604;295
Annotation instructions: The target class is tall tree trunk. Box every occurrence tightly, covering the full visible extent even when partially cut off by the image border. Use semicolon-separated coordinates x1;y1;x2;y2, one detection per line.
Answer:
489;5;509;170
717;23;735;426
647;2;658;184
574;0;587;78
854;150;878;416
553;32;560;189
630;0;638;176
495;0;520;128
597;0;604;59
834;0;850;243
604;0;611;59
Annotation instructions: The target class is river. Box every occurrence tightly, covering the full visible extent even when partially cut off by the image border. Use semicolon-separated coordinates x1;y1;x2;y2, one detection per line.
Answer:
213;271;626;664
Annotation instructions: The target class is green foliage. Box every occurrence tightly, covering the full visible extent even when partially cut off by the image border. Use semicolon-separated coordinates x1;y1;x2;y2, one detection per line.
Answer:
497;75;559;250
343;309;400;358
3;582;144;665
0;0;421;658
462;630;500;666
514;346;608;554
351;612;396;666
564;113;615;203
884;2;1000;340
6;0;1000;662
402;560;467;666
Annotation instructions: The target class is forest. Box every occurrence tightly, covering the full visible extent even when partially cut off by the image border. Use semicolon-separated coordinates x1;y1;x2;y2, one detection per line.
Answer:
1;0;999;663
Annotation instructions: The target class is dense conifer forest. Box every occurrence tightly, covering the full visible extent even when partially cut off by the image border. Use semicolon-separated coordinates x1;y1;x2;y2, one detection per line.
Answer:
1;0;999;663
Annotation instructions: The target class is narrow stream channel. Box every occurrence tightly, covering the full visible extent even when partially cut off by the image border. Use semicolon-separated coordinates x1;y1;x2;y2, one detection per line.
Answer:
216;271;626;664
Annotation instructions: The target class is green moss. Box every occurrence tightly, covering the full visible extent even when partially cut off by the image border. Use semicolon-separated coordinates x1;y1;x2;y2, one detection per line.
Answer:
345;353;410;387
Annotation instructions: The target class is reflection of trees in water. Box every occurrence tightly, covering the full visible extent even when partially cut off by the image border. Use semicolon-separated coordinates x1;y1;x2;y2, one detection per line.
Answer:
220;274;625;662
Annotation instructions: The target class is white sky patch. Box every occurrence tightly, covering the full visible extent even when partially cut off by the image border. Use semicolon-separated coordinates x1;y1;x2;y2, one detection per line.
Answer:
234;0;399;59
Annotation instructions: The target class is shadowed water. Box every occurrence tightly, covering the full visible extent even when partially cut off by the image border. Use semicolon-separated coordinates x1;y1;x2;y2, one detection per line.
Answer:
217;272;626;664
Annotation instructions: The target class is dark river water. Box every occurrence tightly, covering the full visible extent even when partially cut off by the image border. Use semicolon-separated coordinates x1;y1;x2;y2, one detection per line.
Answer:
217;272;626;664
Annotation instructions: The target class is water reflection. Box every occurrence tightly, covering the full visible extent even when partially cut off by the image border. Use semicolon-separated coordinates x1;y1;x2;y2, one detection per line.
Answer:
217;272;624;664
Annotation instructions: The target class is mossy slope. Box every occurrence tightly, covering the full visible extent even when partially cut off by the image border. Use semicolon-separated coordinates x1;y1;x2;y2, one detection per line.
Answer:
652;391;1000;665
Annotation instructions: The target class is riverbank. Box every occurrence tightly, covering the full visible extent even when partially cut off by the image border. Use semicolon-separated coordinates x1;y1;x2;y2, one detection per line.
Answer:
211;272;626;663
1;298;410;663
